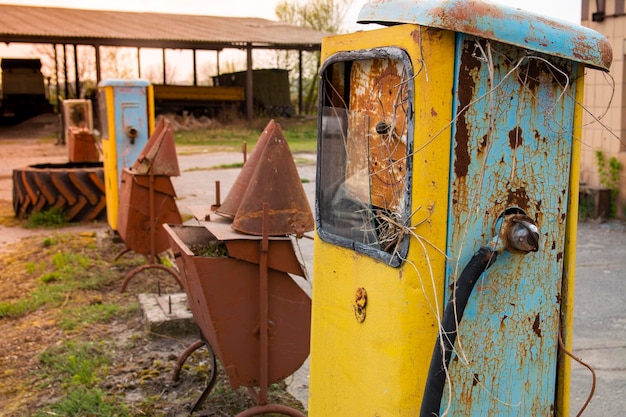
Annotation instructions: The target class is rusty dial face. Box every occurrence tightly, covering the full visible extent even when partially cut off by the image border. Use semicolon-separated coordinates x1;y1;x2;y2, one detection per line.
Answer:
367;64;409;211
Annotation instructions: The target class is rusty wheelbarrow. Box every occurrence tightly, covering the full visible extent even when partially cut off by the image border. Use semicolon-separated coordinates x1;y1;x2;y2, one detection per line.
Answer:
115;118;183;292
164;214;311;416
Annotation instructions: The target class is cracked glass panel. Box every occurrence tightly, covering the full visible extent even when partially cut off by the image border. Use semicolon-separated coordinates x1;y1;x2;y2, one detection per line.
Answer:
317;51;413;264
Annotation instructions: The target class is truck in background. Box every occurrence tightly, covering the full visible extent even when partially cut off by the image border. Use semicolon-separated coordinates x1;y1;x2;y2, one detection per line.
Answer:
0;58;52;124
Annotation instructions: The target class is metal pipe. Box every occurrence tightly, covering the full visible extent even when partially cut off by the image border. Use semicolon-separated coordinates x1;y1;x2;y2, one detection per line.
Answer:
420;214;539;416
259;203;270;405
420;246;498;417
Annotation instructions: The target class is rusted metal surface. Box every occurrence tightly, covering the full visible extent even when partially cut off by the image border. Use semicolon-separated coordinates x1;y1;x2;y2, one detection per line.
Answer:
164;223;311;391
118;263;183;293
234;404;306;417
353;287;367;323
117;168;182;256
441;36;579;416
347;59;408;212
498;214;540;254
219;119;314;237
132;118;180;176
216;120;274;218
67;128;99;163
358;0;612;71
171;339;206;382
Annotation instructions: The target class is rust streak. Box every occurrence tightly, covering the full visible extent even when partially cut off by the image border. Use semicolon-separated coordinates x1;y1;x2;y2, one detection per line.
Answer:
506;187;530;212
454;43;481;178
508;126;523;149
532;313;542;338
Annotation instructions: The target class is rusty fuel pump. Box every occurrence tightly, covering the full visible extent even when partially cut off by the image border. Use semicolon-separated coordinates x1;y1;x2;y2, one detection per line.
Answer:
308;0;612;416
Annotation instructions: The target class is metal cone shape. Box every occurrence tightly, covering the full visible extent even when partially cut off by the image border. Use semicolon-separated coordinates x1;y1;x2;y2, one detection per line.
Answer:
231;122;314;236
132;118;180;176
215;119;275;218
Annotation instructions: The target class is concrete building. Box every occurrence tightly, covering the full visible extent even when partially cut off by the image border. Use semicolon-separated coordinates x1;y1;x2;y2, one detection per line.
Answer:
581;0;626;217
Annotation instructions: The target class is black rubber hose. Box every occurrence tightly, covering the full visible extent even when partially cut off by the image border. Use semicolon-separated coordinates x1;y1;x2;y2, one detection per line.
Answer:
420;246;497;417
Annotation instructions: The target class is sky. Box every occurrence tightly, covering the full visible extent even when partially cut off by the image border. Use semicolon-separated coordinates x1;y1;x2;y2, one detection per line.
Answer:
0;0;583;84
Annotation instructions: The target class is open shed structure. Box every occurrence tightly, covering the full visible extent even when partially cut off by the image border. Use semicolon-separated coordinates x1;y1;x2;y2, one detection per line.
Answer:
0;4;331;120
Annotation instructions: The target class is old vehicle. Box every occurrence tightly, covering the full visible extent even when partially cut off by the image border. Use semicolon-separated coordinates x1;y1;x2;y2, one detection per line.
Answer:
0;58;51;123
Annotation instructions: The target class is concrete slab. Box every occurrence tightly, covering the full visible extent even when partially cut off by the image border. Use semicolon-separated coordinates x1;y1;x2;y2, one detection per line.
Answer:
138;292;198;338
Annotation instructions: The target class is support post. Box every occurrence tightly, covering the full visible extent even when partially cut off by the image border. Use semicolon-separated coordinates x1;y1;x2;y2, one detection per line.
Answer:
298;50;303;115
73;44;80;98
246;43;253;124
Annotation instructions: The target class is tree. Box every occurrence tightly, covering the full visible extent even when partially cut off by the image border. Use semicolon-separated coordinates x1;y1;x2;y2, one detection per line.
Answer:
275;0;350;114
32;43;96;99
99;47;136;80
276;0;350;34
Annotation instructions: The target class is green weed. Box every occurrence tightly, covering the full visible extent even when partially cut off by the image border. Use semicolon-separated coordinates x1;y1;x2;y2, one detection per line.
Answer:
39;341;109;386
26;207;68;228
0;235;115;319
60;302;138;331
34;341;128;417
595;150;623;218
32;386;129;417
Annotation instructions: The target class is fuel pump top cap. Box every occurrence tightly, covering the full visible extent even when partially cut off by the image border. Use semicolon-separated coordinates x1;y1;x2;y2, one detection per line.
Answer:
357;0;611;71
98;79;151;88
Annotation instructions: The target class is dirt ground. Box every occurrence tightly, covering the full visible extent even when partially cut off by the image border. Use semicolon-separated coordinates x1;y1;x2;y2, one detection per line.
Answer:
0;114;305;416
0;114;83;250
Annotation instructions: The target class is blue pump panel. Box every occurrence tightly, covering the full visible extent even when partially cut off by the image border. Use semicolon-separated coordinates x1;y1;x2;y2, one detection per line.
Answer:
358;0;611;71
438;34;579;416
99;79;151;187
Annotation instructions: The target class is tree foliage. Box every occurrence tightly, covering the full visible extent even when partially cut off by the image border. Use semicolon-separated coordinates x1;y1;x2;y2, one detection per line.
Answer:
276;0;350;34
275;0;350;114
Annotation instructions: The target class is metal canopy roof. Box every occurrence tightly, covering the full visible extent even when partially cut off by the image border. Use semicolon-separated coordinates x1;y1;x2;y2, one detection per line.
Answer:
358;0;612;71
0;4;330;51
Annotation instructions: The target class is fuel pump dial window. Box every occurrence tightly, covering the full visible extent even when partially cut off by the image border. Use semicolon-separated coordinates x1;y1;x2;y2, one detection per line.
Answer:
317;49;413;266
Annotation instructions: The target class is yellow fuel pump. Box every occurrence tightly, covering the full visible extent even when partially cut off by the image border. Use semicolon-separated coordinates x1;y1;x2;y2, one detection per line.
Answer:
97;79;155;230
309;1;611;416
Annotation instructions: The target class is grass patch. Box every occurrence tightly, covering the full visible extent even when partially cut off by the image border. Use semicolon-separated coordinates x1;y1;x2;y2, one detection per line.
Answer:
39;340;110;386
33;386;129;417
26;207;68;228
60;301;138;331
184;161;245;172
0;234;117;319
174;116;318;154
34;341;129;417
0;209;307;415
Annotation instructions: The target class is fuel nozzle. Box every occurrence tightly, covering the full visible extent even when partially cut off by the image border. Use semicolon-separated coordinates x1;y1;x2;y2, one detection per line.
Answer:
498;214;540;254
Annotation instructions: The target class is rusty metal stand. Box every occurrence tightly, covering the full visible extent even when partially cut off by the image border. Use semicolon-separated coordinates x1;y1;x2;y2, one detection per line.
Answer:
118;172;183;293
186;205;306;417
232;204;306;417
171;339;205;382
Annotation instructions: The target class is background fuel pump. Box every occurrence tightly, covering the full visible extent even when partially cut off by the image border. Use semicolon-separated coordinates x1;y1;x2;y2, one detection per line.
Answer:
97;79;154;230
308;1;612;416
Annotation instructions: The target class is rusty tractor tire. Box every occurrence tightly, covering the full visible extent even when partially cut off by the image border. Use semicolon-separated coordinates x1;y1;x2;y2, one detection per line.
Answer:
12;162;107;222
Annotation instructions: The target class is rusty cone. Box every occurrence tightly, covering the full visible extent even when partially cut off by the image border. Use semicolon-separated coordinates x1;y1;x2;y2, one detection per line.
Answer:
215;119;274;218
132;117;180;176
117;117;182;255
229;120;313;236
